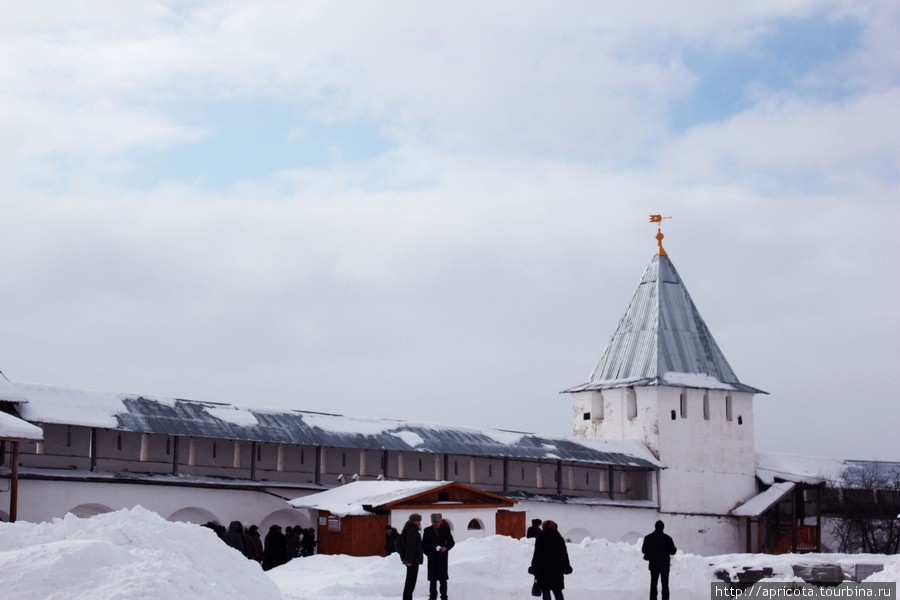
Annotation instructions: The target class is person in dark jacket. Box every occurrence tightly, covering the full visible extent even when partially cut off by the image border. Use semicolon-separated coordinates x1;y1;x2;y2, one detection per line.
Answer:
243;524;264;563
203;520;226;539
300;527;316;556
385;524;400;556
285;525;302;559
262;524;288;571
641;520;677;600
223;520;245;554
526;519;542;539
396;513;424;600
529;520;571;600
422;514;455;600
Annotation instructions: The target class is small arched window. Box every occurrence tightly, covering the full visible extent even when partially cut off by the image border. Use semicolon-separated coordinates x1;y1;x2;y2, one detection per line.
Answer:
467;519;483;530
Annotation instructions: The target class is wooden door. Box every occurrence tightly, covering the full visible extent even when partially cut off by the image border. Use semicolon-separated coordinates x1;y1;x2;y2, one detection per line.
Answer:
495;510;526;539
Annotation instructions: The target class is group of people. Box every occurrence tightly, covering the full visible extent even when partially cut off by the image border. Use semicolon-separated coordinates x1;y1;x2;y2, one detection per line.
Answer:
393;513;456;600
391;514;677;600
203;520;317;571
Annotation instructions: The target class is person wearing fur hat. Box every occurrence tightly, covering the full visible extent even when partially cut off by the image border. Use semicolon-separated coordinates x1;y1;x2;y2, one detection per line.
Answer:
397;513;424;600
422;513;455;600
529;520;571;600
527;518;542;539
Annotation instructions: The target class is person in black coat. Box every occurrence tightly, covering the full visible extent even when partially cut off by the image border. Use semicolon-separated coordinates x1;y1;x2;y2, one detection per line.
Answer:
529;520;571;600
385;524;400;556
223;520;245;554
526;519;542;539
300;527;317;557
262;524;288;571
641;520;677;600
243;524;264;563
422;514;455;600
285;525;301;559
396;513;424;600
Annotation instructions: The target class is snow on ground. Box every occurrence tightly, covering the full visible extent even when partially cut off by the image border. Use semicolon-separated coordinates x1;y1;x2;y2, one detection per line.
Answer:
269;535;715;600
1;509;898;600
0;507;281;600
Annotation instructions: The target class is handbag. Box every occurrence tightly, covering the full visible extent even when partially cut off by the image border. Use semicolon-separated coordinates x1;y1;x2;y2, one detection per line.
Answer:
531;577;541;597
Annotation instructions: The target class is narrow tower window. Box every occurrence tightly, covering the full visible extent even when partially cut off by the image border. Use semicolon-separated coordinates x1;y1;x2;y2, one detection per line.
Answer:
591;391;604;421
626;388;637;419
725;394;733;421
679;390;688;418
703;392;710;420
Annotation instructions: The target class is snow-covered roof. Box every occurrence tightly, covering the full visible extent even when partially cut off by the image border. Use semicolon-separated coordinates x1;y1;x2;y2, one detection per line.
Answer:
756;452;846;486
12;382;664;469
732;481;795;517
563;254;765;395
289;480;515;517
0;370;29;403
757;452;900;489
0;410;43;441
289;480;452;516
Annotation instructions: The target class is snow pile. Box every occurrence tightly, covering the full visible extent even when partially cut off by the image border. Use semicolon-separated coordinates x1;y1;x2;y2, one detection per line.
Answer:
2;511;898;600
866;556;900;583
268;534;714;600
0;506;281;600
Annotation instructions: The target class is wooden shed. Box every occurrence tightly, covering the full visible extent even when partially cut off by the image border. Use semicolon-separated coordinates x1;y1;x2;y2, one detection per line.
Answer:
289;480;522;557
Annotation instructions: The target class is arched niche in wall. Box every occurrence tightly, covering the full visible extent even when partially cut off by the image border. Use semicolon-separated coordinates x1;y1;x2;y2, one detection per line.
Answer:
259;508;308;534
68;503;113;518
168;506;220;525
563;527;593;544
620;530;643;545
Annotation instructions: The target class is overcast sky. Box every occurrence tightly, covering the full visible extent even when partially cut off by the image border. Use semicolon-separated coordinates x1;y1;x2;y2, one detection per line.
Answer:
1;1;898;461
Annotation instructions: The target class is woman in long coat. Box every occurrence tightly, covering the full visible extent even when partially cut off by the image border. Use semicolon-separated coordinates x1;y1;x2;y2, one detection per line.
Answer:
262;524;288;571
529;520;572;600
243;524;264;563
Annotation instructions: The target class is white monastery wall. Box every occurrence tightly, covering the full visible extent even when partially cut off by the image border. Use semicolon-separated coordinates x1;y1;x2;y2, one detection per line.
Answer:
2;478;310;530
386;507;508;542
514;499;743;556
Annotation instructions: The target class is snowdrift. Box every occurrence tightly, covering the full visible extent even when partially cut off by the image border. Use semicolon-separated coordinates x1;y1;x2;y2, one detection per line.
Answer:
2;509;899;600
0;506;281;600
267;534;900;600
269;534;715;600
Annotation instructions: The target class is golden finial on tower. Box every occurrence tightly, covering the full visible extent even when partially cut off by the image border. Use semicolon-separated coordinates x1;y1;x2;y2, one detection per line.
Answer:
649;215;671;256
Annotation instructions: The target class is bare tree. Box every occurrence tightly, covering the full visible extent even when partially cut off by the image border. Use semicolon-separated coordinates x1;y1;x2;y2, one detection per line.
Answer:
828;463;900;554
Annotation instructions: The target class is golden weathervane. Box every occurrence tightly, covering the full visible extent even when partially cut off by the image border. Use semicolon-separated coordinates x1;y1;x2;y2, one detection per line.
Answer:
649;215;671;256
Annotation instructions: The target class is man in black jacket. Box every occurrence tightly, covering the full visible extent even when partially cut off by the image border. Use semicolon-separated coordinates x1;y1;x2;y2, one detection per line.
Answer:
641;520;677;600
526;518;542;539
397;513;424;600
422;513;455;600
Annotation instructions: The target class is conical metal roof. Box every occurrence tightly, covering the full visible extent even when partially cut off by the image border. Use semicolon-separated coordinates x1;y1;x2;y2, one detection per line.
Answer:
564;254;764;394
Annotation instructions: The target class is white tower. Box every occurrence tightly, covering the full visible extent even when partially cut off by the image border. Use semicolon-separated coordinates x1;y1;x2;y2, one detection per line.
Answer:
564;221;765;516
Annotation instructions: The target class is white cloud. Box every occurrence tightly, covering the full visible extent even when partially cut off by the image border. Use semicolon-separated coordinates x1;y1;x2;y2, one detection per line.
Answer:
0;0;897;461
